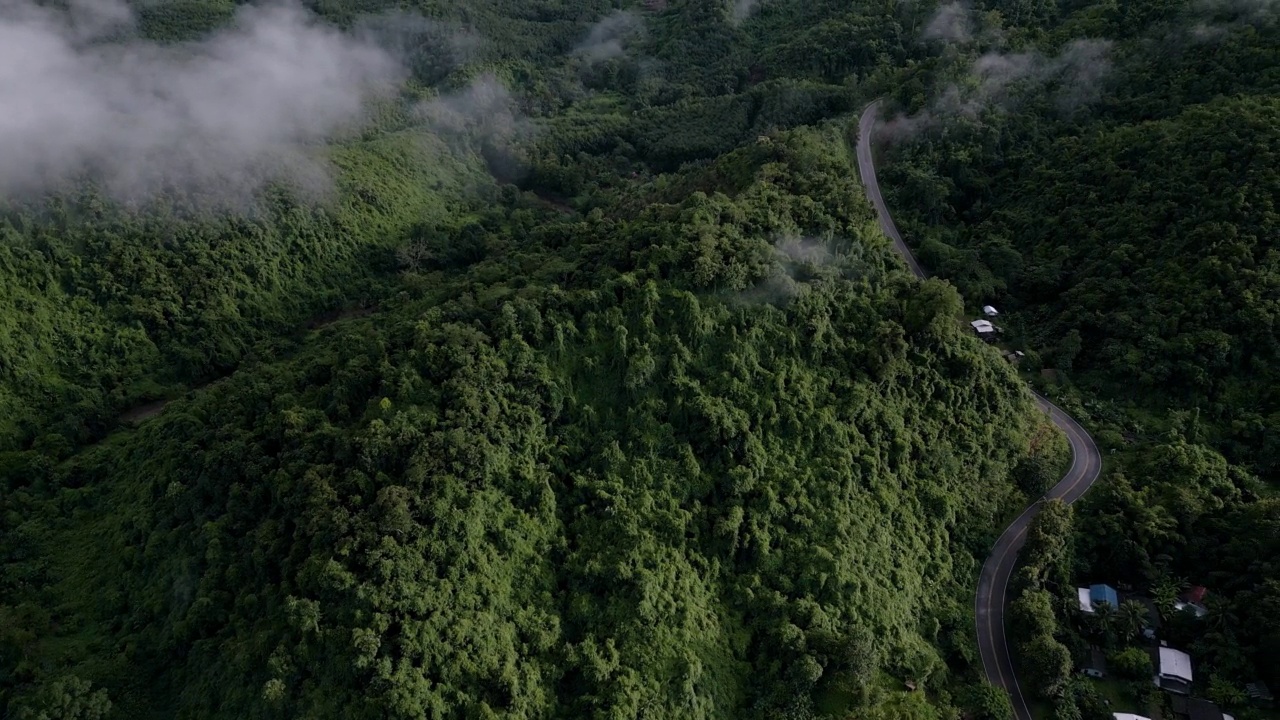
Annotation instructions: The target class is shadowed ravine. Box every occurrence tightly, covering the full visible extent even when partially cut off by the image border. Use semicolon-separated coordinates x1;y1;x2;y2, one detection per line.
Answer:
856;100;1103;720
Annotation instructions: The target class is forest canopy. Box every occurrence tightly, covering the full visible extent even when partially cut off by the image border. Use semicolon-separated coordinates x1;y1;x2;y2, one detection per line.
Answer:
878;0;1280;709
1;121;1060;719
7;0;1278;716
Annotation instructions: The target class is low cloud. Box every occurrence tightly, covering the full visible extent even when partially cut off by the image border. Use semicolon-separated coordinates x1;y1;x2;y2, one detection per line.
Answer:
1188;22;1230;40
1192;0;1280;20
573;11;644;63
883;39;1113;141
775;237;834;266
355;12;482;85
416;74;522;141
736;237;848;305
1050;39;1112;111
923;2;971;44
1181;0;1278;41
416;74;530;182
0;0;405;207
729;0;766;25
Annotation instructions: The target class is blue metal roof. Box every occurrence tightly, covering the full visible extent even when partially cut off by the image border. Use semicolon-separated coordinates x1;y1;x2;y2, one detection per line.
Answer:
1090;584;1119;608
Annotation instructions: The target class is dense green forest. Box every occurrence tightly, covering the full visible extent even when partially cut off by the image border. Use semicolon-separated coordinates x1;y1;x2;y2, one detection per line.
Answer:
0;0;923;452
1;121;1063;718
878;0;1280;715
4;0;1277;716
0;0;1074;717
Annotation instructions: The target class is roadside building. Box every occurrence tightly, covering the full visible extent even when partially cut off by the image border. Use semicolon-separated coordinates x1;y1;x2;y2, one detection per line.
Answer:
1083;646;1108;678
1171;696;1233;720
970;319;999;342
1175;586;1210;618
1078;583;1120;613
1156;646;1194;695
1246;682;1274;705
1132;596;1161;642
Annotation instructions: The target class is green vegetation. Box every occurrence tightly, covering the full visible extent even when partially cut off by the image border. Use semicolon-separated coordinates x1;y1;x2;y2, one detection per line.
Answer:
879;0;1280;713
0;121;1061;717
0;122;483;450
0;0;1071;716
5;0;1277;716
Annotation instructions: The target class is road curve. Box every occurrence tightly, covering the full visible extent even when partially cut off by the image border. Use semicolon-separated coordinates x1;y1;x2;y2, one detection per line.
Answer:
855;104;928;280
856;100;1103;720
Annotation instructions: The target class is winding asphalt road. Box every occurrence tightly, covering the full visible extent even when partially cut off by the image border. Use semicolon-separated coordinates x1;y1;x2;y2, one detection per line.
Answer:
856;100;1103;720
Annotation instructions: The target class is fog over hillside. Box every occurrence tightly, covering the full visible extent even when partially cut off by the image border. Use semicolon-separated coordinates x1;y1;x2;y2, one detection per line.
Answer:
0;0;404;205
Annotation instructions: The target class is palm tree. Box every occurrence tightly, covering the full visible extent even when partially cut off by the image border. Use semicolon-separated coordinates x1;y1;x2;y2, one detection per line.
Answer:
1151;573;1187;621
1119;599;1150;641
1094;601;1118;647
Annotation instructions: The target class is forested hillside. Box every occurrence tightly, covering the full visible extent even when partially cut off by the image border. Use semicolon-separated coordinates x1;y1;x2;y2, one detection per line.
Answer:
2;125;1060;719
0;133;479;450
876;0;1280;709
881;0;1280;477
0;0;1075;717
0;0;924;452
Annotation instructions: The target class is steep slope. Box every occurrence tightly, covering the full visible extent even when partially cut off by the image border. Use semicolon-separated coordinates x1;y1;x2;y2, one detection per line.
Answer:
882;49;1280;479
1;128;1056;719
859;102;1102;720
875;0;1280;709
0;131;482;451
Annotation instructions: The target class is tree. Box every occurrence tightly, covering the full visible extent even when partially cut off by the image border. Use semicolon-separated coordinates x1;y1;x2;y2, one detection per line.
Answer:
1150;573;1184;620
1020;634;1072;698
1055;330;1082;371
1022;499;1074;588
960;681;1014;720
829;627;879;693
1014;453;1058;498
1010;587;1057;639
1090;600;1117;647
1053;696;1083;720
1108;647;1153;681
1117;600;1150;641
1061;677;1112;720
1207;674;1246;708
8;675;111;720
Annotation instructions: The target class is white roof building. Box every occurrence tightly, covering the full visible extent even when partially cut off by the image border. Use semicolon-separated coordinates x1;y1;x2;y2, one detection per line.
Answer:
1174;600;1209;618
983;305;1000;317
1114;714;1152;720
1078;587;1095;613
971;319;995;333
1159;647;1193;684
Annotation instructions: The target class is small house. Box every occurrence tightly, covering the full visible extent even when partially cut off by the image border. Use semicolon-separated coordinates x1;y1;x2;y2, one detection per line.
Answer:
1083;646;1107;679
970;319;999;342
1171;696;1232;720
1246;682;1274;705
983;305;1000;317
1134;596;1161;642
1157;646;1194;695
1078;583;1119;613
1175;586;1209;618
1114;714;1152;720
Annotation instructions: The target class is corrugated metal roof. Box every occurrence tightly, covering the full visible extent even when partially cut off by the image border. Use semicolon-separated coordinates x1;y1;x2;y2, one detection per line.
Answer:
1159;647;1194;683
1090;584;1119;608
